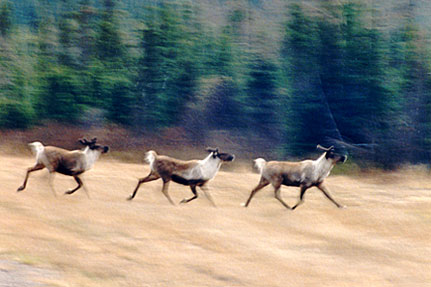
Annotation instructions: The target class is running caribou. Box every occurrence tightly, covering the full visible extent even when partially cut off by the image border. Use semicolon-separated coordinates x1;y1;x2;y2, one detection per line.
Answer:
243;145;347;210
128;148;235;206
17;138;109;197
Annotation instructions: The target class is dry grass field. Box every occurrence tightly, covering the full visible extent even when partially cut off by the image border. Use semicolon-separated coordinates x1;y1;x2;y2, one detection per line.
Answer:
0;153;430;286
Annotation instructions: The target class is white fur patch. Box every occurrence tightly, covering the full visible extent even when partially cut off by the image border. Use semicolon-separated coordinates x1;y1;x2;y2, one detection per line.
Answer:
145;151;157;171
179;153;222;181
254;158;266;175
82;147;102;171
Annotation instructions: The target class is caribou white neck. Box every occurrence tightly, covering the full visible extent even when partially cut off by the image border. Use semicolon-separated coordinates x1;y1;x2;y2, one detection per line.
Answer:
314;152;334;179
83;147;103;171
198;153;222;180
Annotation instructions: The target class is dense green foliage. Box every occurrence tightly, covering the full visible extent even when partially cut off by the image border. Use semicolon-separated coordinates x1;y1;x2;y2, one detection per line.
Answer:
1;0;431;167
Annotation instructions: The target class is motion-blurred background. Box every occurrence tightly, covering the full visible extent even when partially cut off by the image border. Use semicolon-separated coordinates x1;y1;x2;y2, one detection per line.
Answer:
0;0;430;168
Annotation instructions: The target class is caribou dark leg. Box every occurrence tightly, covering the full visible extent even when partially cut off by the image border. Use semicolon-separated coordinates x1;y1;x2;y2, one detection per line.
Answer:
17;163;45;192
317;182;345;208
291;185;308;210
243;177;270;207
127;173;160;200
65;176;83;195
180;185;198;204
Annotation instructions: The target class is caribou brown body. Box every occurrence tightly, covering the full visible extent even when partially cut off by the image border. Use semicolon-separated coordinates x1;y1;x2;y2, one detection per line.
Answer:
17;138;109;197
128;148;235;206
243;145;347;210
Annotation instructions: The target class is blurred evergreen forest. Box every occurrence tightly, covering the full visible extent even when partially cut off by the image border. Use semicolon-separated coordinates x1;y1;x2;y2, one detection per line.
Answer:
1;0;431;168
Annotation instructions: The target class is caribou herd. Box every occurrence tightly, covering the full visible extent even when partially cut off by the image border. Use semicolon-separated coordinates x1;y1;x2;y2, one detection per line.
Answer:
17;138;347;210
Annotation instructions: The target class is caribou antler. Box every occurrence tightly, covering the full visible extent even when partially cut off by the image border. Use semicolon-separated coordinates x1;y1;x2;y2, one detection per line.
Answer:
206;147;219;153
79;138;89;145
316;144;334;152
79;138;98;146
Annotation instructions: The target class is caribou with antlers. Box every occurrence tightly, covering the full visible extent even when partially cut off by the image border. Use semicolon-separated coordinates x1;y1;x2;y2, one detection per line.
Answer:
17;138;109;197
243;145;347;210
128;148;235;206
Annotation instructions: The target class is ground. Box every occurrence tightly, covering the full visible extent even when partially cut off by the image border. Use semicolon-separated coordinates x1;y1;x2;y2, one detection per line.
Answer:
0;153;430;286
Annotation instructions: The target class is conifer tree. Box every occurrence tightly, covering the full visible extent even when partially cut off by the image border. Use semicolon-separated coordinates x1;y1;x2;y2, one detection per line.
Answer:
0;0;12;37
393;6;431;163
93;0;133;124
96;0;124;62
135;2;197;130
0;1;34;129
282;3;323;154
246;57;280;140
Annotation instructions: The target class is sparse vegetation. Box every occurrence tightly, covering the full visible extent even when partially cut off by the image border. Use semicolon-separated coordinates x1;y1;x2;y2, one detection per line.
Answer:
1;153;430;286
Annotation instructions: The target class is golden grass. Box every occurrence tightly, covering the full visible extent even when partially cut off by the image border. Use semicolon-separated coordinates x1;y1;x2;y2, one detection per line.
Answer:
0;153;430;286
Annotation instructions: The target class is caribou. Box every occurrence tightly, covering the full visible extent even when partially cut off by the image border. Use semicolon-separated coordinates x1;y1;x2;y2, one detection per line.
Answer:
127;148;235;206
17;138;109;197
243;145;347;210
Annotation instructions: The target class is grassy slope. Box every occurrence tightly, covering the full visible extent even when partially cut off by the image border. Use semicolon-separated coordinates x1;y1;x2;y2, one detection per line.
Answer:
0;153;430;286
